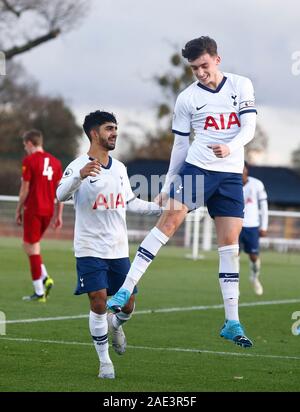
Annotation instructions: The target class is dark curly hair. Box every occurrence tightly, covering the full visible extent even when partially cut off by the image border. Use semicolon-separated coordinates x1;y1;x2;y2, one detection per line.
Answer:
83;110;117;140
182;36;218;61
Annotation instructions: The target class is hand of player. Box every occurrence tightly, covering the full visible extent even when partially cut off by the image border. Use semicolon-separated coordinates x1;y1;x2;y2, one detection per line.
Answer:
259;229;267;237
15;210;22;225
207;144;230;158
154;192;169;207
80;160;101;179
53;216;63;229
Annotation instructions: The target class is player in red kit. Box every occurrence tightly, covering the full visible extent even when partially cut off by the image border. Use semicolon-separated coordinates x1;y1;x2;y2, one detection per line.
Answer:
15;129;63;302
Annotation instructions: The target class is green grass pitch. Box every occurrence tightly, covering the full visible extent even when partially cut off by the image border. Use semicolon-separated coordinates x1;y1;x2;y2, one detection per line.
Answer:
0;237;300;392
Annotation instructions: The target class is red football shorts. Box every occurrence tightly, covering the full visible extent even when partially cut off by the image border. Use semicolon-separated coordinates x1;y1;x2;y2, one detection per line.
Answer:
23;211;52;243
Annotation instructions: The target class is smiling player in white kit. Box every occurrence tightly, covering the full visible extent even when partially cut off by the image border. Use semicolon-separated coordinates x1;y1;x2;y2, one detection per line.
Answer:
57;111;161;379
108;36;257;348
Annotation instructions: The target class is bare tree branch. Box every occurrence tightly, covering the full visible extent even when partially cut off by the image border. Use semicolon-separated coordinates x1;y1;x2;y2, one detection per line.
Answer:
4;28;60;59
0;0;90;59
1;0;21;17
0;0;37;18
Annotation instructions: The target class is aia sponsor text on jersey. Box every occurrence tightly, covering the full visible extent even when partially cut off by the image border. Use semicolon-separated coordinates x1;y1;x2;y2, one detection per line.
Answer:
204;112;240;130
93;193;125;210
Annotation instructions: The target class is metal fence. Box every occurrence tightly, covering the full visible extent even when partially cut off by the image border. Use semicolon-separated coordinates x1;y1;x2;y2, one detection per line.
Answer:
1;195;300;255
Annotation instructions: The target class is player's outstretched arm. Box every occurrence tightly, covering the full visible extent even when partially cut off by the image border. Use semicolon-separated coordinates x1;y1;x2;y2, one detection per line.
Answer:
123;165;162;215
160;133;190;195
126;197;162;216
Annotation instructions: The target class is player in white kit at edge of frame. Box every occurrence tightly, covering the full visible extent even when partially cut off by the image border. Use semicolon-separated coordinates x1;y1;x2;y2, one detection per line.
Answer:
240;162;268;296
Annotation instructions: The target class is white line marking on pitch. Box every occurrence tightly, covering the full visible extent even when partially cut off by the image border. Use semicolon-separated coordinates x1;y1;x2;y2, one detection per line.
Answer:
1;298;300;325
1;336;300;361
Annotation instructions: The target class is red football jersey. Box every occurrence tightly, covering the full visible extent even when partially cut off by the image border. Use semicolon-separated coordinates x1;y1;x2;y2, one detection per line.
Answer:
22;151;63;216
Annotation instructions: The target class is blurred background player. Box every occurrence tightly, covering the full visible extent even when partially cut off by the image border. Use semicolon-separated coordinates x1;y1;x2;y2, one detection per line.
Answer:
57;110;161;379
240;161;268;295
15;129;63;302
108;36;257;348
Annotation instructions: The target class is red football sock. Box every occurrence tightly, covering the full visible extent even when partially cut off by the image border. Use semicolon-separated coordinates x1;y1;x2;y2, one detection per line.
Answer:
29;255;42;280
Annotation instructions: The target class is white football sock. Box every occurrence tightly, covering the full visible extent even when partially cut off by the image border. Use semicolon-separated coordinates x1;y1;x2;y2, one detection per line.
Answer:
122;227;169;293
250;258;261;279
33;279;44;296
218;244;240;322
89;311;111;364
41;263;48;282
112;304;135;329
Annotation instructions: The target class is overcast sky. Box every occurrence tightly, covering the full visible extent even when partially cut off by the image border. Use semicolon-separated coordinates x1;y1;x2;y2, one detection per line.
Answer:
16;0;300;165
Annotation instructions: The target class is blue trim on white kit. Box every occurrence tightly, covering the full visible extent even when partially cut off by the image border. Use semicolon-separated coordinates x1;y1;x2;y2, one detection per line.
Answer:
239;109;257;115
172;129;190;136
197;76;227;93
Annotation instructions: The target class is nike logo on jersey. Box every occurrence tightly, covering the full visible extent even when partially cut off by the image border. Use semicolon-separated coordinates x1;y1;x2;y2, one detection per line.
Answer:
90;179;101;184
196;104;207;111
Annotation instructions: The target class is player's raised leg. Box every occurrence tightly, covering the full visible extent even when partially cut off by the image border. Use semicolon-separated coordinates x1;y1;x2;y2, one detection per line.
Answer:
216;216;253;348
107;199;188;312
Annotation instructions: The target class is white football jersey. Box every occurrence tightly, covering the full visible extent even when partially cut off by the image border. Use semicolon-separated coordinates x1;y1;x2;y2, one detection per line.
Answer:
59;154;135;259
243;177;268;228
172;72;256;173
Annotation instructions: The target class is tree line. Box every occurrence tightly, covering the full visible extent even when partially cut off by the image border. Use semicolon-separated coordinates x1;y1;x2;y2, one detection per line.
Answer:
1;1;298;196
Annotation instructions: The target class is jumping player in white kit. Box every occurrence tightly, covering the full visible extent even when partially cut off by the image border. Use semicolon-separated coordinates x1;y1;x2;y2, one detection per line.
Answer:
240;162;268;296
57;111;161;379
108;36;257;348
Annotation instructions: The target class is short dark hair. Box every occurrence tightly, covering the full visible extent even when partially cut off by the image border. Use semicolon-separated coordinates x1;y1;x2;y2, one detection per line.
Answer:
83;110;117;140
182;36;218;61
22;129;43;146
